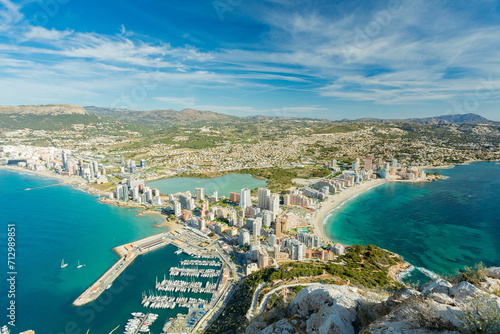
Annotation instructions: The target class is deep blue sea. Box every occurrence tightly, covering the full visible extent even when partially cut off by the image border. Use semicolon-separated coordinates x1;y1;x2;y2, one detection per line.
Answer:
324;162;500;283
0;169;215;333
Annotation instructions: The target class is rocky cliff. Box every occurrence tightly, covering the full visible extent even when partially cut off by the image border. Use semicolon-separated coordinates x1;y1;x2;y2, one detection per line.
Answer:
246;268;500;334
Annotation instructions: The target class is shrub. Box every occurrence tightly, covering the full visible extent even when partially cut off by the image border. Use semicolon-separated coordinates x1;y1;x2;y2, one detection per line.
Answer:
448;263;487;284
459;297;500;334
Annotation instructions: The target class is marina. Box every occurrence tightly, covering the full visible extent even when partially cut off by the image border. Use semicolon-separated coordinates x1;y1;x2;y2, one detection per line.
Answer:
71;225;235;333
179;259;221;267
141;295;208;309
73;227;214;306
155;277;218;294
168;267;222;278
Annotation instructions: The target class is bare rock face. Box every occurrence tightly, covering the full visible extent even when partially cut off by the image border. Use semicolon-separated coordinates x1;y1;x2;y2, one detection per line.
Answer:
363;278;500;334
260;319;296;334
290;285;382;334
250;276;500;334
421;278;453;295
478;277;500;294
250;285;386;334
0;104;87;115
486;267;500;279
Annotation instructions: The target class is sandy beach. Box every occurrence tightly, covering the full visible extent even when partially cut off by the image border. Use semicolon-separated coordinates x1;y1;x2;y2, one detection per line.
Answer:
0;165;82;184
311;178;387;242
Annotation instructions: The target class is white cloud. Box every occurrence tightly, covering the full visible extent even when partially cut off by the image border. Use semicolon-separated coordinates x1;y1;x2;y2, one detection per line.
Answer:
24;27;72;41
0;0;22;32
1;0;500;116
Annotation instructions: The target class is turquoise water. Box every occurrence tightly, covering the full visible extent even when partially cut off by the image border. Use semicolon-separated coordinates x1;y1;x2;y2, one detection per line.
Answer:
0;169;213;333
324;162;500;281
147;174;267;197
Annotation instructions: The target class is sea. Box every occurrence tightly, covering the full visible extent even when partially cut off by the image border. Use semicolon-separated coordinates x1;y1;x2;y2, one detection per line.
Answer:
0;170;248;333
146;174;267;197
324;161;500;284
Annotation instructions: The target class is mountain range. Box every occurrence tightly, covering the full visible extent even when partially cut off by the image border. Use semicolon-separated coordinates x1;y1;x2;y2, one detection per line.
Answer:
84;106;237;124
355;113;493;124
0;104;495;125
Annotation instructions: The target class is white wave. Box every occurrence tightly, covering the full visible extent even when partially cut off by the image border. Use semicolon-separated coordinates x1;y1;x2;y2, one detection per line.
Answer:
322;212;333;225
441;176;450;180
415;266;440;280
396;265;416;282
396;264;440;283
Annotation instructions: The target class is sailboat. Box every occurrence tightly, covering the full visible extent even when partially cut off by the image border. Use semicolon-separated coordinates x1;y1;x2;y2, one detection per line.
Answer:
77;260;84;269
61;259;68;268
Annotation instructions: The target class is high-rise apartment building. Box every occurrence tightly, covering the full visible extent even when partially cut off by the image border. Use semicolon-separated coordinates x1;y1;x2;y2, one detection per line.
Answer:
258;188;271;210
240;188;251;208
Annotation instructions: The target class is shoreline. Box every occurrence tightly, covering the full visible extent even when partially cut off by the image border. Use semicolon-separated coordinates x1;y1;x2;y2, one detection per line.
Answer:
2;165;181;231
310;178;387;242
0;165;82;184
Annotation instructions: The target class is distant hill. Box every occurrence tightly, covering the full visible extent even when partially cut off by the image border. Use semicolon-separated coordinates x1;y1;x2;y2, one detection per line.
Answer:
356;113;494;124
245;115;328;121
85;106;238;125
0;104;87;115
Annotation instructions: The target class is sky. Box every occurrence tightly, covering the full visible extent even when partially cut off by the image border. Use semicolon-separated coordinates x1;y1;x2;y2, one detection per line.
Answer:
0;0;500;120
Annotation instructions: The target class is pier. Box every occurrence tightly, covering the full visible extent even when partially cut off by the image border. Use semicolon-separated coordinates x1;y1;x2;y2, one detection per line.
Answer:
73;227;216;306
73;233;173;306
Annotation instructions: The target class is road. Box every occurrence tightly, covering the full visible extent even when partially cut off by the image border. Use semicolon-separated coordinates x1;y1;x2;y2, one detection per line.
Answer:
246;283;265;320
255;283;322;315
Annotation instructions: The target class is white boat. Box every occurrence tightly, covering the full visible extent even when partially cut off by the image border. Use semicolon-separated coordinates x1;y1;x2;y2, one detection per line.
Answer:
61;259;68;268
77;260;83;269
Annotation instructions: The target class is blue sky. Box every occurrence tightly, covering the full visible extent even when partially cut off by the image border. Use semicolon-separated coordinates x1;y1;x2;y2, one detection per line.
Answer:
1;0;500;120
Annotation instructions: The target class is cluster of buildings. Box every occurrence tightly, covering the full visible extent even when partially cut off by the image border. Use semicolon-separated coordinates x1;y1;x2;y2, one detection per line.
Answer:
350;157;426;181
0;145;110;183
113;179;163;206
152;183;347;275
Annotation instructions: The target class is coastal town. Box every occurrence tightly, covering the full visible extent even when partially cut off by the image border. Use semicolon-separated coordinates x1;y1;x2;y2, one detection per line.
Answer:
1;142;443;333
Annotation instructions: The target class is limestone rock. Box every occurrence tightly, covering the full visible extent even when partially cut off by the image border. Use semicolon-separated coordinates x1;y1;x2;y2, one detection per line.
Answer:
478;277;500;294
421;278;453;295
250;278;500;334
449;281;483;300
486;267;500;279
260;319;295;334
429;292;455;305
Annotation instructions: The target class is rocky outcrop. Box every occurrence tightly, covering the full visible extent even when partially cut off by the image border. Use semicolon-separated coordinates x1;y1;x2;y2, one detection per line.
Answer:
291;285;384;334
247;271;500;334
0;104;87;115
486;267;500;279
